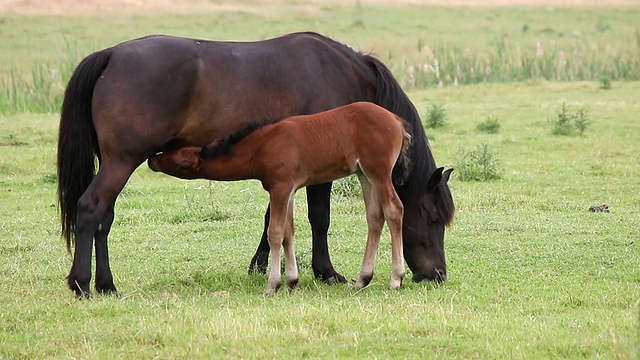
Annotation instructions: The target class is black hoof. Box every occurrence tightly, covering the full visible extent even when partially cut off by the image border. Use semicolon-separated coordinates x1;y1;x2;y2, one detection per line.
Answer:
286;278;299;291
68;278;91;299
359;274;373;288
314;268;348;285
95;281;118;295
249;251;269;275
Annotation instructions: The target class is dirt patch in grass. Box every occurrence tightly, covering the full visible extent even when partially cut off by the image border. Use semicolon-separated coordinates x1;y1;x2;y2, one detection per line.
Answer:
1;0;638;16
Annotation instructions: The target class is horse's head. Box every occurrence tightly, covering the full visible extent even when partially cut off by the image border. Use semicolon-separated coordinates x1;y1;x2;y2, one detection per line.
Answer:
402;167;454;283
147;146;203;179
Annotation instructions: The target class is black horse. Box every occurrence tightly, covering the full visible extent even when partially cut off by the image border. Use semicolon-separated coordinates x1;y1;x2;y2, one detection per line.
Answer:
58;32;454;297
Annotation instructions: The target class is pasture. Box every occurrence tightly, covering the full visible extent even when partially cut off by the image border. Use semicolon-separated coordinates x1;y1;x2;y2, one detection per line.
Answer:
1;1;639;358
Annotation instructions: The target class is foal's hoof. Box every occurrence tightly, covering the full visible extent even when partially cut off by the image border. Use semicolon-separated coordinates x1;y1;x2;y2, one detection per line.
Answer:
388;280;403;290
249;252;269;275
264;283;281;296
285;278;299;292
354;273;373;290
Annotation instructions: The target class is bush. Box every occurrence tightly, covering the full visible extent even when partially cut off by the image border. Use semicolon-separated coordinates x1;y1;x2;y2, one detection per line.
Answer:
454;143;502;182
476;117;501;134
550;100;591;136
424;103;447;128
332;175;361;198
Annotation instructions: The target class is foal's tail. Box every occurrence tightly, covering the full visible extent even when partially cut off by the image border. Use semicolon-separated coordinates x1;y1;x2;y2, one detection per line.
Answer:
57;49;112;251
392;117;413;186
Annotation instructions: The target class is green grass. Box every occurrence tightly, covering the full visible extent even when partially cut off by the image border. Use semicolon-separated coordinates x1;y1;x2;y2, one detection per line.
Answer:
1;2;639;358
1;81;638;359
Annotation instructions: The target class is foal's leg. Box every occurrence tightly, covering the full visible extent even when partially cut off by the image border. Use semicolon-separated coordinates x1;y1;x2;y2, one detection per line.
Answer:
355;175;385;290
283;197;299;291
374;179;405;290
265;186;294;296
94;200;117;294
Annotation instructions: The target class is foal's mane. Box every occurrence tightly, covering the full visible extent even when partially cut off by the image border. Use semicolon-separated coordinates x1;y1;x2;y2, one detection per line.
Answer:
200;117;283;159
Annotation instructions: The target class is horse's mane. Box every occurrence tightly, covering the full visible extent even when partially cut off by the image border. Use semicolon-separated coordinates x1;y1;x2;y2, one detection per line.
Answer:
200;117;283;159
360;53;455;225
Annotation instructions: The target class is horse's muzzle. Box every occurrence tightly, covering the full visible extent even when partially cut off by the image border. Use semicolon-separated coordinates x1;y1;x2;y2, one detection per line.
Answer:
412;268;446;283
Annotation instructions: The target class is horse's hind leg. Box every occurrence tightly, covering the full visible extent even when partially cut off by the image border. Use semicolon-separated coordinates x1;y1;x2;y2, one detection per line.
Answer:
355;174;384;290
306;182;347;284
94;200;117;294
283;197;298;291
375;179;405;290
68;159;136;297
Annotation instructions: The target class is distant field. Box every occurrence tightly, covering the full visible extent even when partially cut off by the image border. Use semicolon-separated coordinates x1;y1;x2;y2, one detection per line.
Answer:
0;1;638;359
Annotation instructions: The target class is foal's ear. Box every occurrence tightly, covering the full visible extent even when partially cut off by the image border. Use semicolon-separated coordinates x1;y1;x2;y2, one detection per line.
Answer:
426;167;445;192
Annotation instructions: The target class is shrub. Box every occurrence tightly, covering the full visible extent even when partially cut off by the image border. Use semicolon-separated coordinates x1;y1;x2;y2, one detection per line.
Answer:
550;100;591;136
476;117;501;134
332;175;361;198
454;143;502;182
573;108;591;136
550;100;574;135
424;103;447;128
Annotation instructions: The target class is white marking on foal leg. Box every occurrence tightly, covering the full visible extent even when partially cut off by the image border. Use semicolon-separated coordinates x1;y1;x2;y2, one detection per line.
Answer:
266;243;282;296
383;187;405;290
283;197;298;291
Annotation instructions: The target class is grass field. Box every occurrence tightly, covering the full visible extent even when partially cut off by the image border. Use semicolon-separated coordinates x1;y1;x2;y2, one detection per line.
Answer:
1;1;639;358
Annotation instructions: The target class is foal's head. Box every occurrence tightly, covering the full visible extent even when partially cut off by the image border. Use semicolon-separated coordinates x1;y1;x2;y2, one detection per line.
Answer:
147;146;203;179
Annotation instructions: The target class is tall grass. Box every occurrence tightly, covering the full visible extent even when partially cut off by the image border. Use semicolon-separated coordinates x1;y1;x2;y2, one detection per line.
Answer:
400;35;640;89
1;13;639;115
0;40;79;116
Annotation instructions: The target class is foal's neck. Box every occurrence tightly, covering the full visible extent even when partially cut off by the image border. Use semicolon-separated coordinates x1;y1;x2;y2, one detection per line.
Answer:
200;129;271;181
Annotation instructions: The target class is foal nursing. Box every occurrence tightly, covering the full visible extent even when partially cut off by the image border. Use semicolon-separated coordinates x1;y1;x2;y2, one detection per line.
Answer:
148;102;412;295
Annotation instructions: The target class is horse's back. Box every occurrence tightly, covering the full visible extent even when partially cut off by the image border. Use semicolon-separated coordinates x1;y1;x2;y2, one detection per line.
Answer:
91;33;375;153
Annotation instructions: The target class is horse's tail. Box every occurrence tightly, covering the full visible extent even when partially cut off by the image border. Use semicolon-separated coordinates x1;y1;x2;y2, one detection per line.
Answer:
57;49;112;252
392;117;413;186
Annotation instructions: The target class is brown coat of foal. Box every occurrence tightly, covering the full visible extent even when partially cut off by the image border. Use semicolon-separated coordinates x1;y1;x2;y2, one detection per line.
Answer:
148;102;412;295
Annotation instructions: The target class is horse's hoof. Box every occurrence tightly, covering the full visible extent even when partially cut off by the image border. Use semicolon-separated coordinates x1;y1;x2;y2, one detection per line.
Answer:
68;278;91;299
388;280;403;290
264;283;281;296
95;278;118;295
285;278;299;291
315;268;348;285
355;273;373;290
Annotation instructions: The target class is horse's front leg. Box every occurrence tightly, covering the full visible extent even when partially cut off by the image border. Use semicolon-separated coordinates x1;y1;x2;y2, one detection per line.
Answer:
248;204;271;275
306;182;347;284
94;201;117;294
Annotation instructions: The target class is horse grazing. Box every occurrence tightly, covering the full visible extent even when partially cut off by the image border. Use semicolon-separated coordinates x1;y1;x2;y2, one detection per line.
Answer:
58;32;454;297
148;102;411;294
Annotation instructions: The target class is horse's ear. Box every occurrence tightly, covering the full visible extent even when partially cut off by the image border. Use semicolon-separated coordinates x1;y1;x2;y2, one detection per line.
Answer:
426;167;445;192
442;168;453;184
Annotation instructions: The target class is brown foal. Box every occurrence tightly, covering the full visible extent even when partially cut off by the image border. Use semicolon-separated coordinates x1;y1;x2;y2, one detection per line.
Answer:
148;102;412;295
